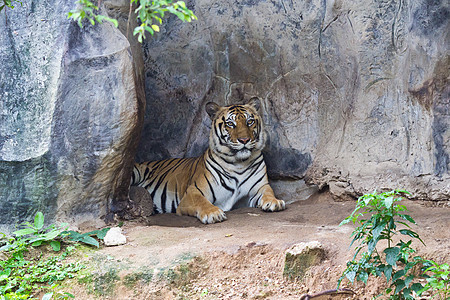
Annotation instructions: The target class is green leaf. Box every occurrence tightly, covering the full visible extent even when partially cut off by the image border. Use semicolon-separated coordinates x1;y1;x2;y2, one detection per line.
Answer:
404;274;414;288
81;236;99;248
63;230;83;240
151;24;160;32
95;228;110;240
402;287;412;299
13;228;36;237
133;26;142;36
358;271;369;284
372;222;385;241
50;240;61;251
384;247;400;266
388;218;395;230
346;270;356;283
0;268;12;280
0;244;12;251
412;282;425;295
396;189;411;195
384;265;393;281
32;240;43;247
367;238;377;253
392;269;406;282
44;229;63;241
399;214;416;224
399;229;425;245
393;278;406;294
144;25;154;35
34;212;45;230
399;229;418;239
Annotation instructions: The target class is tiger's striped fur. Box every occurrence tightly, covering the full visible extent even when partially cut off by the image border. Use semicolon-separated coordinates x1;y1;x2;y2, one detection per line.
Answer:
131;98;285;224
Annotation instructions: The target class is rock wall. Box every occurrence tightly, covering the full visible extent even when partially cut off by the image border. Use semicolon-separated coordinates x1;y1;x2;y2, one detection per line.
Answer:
0;0;143;229
137;0;449;201
0;0;448;229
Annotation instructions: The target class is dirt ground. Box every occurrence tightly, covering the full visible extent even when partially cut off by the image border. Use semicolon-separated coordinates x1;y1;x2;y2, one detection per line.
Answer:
68;192;450;300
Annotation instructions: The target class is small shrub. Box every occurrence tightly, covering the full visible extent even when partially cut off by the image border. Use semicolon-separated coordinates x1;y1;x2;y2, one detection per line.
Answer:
338;190;426;299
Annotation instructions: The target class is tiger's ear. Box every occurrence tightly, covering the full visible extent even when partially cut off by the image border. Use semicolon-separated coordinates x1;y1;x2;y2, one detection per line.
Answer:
205;102;221;119
246;97;261;111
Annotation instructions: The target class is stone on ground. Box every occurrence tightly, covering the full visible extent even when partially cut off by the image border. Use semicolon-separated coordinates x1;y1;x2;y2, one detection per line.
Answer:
283;241;326;281
104;227;127;246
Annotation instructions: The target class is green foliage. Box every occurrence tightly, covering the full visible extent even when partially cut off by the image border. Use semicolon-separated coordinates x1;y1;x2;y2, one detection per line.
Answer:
1;212;68;253
63;228;110;248
338;190;427;299
0;212;110;299
131;0;197;42
0;243;83;299
67;0;118;28
0;0;21;12
67;0;197;43
419;260;450;299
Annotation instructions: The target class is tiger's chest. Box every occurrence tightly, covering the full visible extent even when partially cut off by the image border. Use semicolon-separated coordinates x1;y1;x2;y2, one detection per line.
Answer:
204;155;267;211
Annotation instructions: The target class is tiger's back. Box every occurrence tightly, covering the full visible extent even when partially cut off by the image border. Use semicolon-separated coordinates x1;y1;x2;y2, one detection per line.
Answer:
131;155;206;214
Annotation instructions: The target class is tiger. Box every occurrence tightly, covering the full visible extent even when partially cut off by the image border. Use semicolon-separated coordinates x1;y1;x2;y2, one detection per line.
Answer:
131;97;285;224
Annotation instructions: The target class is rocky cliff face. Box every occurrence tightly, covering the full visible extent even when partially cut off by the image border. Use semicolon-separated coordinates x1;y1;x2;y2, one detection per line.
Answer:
0;0;448;228
0;0;143;228
137;0;449;201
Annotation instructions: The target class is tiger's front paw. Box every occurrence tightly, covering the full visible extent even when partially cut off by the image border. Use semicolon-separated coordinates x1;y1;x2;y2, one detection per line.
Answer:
259;196;286;212
197;206;227;224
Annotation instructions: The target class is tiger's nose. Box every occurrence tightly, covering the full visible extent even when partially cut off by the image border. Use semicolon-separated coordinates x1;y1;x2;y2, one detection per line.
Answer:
238;137;250;144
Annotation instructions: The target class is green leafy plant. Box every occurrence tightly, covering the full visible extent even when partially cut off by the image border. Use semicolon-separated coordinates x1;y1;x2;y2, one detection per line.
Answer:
21;212;65;251
338;190;426;299
0;243;84;299
63;228;110;248
1;212;68;253
0;212;96;299
67;0;197;43
131;0;197;42
67;0;118;28
419;260;450;299
0;0;22;12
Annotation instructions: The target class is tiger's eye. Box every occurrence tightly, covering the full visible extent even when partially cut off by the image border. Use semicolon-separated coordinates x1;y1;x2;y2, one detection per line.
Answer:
226;121;235;128
247;119;255;126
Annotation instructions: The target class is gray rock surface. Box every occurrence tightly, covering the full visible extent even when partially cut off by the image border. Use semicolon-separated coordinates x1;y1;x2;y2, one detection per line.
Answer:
0;1;142;228
137;0;449;201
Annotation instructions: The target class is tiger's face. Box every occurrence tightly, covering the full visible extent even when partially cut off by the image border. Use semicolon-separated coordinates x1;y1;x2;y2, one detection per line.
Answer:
206;98;266;162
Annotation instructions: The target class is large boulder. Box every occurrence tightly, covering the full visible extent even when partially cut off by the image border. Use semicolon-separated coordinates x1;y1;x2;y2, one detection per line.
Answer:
0;0;143;229
137;0;449;201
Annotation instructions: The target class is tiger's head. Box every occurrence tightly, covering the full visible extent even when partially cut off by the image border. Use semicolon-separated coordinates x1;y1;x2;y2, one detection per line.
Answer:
206;97;266;163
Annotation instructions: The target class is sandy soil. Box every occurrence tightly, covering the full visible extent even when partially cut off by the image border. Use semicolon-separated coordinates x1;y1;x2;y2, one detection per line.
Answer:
69;192;450;299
